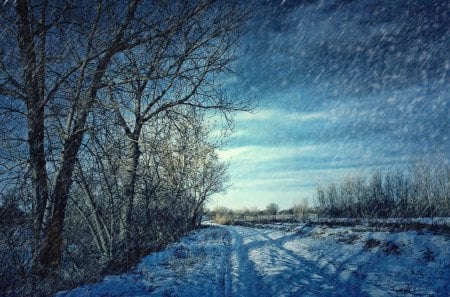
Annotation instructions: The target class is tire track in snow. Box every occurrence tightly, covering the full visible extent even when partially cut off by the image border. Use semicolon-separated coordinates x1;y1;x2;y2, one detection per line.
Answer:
217;228;233;297
223;225;365;297
225;226;271;297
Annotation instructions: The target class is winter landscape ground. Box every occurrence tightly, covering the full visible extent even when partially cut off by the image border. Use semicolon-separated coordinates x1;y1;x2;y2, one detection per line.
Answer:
56;222;450;297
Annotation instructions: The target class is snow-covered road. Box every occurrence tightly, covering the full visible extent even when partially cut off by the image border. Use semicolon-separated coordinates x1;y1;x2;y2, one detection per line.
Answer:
225;225;363;297
57;224;450;297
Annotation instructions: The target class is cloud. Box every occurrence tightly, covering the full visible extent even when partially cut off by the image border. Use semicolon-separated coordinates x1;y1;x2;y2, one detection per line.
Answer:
217;144;322;162
234;109;332;122
286;112;333;122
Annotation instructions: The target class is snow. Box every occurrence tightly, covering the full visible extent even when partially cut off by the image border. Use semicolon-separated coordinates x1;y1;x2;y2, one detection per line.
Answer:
56;223;450;296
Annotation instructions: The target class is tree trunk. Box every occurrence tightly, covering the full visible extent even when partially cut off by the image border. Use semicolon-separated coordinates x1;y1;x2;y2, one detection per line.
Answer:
28;106;49;271
75;161;112;257
16;0;50;272
119;129;141;252
191;196;205;229
37;118;86;275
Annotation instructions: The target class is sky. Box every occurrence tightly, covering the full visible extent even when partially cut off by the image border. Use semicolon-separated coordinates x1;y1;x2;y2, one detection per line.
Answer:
210;0;450;210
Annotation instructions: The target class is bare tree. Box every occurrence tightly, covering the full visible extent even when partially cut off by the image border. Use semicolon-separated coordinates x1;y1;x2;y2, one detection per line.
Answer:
266;203;279;217
1;0;249;276
150;116;229;229
100;1;249;252
315;161;450;219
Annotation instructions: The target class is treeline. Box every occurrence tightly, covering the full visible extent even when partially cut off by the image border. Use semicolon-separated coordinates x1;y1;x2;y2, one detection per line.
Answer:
316;162;450;219
0;1;248;296
211;201;315;225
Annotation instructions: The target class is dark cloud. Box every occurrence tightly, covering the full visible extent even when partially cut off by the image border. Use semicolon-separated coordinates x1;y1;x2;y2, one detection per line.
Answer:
239;0;450;97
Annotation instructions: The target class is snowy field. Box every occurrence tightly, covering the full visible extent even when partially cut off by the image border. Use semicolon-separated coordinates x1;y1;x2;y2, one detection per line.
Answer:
56;223;450;296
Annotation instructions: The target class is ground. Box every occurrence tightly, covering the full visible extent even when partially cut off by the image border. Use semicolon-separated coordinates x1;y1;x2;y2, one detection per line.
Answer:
56;223;450;297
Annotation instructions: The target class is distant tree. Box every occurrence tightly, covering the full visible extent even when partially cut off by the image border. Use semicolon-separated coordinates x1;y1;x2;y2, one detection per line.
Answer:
292;198;309;220
266;203;279;217
213;206;234;225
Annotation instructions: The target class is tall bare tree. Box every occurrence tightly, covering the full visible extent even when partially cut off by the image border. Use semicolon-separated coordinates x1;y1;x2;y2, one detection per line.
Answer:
1;0;249;276
106;2;248;245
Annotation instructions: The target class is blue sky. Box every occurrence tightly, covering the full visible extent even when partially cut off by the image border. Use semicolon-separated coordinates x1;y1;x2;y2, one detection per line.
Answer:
210;0;450;210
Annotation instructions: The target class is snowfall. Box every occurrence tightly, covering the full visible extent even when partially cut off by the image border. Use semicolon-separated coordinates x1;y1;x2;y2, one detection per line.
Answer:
56;223;450;297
